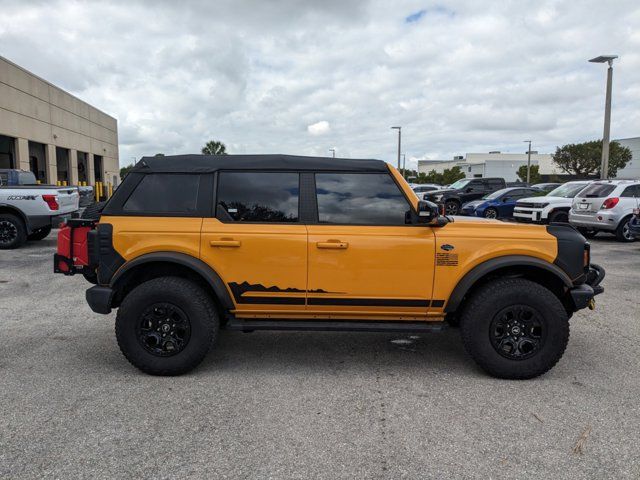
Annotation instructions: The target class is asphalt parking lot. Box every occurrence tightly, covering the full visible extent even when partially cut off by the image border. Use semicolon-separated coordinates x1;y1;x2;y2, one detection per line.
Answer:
1;233;639;479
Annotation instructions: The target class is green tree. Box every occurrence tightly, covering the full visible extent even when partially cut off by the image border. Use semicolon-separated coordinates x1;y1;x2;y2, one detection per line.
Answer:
517;164;541;184
120;164;134;178
552;140;631;178
201;140;227;155
441;166;466;185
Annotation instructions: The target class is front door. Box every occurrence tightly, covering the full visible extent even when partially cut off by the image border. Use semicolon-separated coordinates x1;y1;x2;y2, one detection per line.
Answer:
306;172;436;320
200;171;307;317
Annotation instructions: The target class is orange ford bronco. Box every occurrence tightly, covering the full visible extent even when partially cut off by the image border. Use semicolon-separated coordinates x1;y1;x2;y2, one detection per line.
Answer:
54;154;604;378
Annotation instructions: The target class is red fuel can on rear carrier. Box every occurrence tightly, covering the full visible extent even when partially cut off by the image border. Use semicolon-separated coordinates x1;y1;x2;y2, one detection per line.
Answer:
54;219;96;275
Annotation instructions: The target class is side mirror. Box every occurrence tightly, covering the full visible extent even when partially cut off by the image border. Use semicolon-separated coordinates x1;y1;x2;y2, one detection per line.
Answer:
502;197;510;202
413;200;440;224
465;187;473;193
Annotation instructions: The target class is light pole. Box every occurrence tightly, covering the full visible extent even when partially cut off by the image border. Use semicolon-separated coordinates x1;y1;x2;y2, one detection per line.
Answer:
523;140;532;184
391;126;401;169
329;148;336;158
402;153;406;177
589;55;618;179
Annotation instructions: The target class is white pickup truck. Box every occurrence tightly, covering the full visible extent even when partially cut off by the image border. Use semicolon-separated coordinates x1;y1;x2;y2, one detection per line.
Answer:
0;170;79;249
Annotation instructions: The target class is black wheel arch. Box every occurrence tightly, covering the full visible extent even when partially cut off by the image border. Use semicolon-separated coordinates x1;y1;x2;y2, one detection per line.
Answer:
109;252;234;313
444;255;573;313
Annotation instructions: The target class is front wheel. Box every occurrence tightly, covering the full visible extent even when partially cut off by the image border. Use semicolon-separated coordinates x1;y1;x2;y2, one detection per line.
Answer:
483;207;498;219
115;277;219;375
548;210;569;223
459;278;569;379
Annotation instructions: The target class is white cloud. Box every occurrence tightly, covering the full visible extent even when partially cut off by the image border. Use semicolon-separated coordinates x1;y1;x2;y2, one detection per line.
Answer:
307;120;331;136
1;0;639;166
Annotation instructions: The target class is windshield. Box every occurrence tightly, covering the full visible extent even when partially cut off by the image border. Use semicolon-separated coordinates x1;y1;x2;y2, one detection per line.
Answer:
547;183;589;198
448;179;471;190
483;188;510;200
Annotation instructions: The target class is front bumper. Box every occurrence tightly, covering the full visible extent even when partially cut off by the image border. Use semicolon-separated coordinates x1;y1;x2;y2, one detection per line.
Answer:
513;208;547;223
86;286;114;314
569;263;605;311
569;211;618;231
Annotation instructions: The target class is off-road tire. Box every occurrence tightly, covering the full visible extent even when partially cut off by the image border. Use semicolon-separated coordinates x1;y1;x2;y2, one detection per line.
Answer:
115;277;219;375
548;210;569;223
82;201;106;220
615;216;635;242
459;278;569;379
27;225;52;241
445;200;460;216
0;213;27;249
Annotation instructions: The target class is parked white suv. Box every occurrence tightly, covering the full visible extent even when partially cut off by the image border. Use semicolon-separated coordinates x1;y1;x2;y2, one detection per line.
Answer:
513;181;591;224
569;180;640;242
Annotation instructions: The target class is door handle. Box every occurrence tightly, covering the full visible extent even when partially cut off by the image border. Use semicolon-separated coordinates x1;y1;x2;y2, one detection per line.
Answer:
210;239;241;248
316;241;348;250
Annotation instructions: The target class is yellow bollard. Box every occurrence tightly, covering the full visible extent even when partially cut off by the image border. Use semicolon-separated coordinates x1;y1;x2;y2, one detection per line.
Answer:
108;182;113;199
94;182;100;202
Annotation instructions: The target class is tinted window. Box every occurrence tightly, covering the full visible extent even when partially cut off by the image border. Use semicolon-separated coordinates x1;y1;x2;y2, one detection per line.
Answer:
580;184;616;198
217;172;299;222
123;174;200;214
547;183;589;198
621;185;640;198
315;173;410;225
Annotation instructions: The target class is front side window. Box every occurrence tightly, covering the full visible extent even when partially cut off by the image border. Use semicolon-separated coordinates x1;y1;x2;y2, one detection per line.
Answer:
123;174;200;214
315;173;410;225
216;172;299;222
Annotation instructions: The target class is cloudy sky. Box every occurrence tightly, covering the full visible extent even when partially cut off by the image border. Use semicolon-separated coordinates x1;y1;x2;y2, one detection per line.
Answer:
2;0;639;169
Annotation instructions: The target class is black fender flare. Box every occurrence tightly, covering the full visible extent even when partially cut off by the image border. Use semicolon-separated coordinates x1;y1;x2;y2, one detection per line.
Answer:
110;251;234;310
444;255;573;313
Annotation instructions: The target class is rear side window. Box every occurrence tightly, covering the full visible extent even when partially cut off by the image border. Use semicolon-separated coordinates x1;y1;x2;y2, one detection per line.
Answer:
315;173;410;225
580;184;616;198
123;174;200;214
216;172;299;222
621;185;640;197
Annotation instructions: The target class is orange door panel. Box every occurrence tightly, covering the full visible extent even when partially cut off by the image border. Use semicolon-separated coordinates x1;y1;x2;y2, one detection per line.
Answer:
200;219;307;316
306;225;436;320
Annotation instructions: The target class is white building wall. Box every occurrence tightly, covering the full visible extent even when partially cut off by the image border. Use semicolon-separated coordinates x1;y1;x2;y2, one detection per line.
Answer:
614;137;640;179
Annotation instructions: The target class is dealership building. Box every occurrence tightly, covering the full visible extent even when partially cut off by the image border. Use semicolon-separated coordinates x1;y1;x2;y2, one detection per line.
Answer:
0;55;119;187
418;141;640;182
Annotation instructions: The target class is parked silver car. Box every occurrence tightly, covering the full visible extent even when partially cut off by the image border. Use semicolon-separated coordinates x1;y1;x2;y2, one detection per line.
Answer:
569;180;640;242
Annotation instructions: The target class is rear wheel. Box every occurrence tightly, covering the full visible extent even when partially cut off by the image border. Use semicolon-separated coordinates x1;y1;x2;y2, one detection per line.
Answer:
615;216;635;242
0;213;27;249
483;207;498;219
27;225;52;241
548;210;569;223
459;278;569;379
115;277;219;375
445;200;460;216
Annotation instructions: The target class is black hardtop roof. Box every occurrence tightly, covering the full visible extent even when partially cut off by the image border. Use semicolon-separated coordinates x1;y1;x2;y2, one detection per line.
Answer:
132;154;389;174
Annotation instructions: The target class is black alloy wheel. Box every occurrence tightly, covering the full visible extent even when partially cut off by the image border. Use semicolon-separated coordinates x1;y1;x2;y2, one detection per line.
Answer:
136;303;191;356
0;220;18;246
489;305;544;360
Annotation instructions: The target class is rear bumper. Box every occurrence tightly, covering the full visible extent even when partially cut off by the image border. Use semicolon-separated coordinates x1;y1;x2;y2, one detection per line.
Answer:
569;211;618;231
570;263;605;311
86;286;114;314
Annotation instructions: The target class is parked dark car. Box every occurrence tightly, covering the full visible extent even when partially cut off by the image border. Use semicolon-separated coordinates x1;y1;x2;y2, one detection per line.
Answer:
460;187;542;219
424;177;507;215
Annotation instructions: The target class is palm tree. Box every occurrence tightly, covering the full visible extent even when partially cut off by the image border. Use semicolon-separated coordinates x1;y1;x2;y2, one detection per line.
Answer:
201;140;227;155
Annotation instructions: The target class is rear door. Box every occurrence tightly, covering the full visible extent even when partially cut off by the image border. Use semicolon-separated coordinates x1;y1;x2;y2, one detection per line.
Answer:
306;171;436;320
200;171;308;316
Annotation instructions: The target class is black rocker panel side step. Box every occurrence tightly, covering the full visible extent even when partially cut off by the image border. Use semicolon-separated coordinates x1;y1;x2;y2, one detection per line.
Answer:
224;319;447;333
